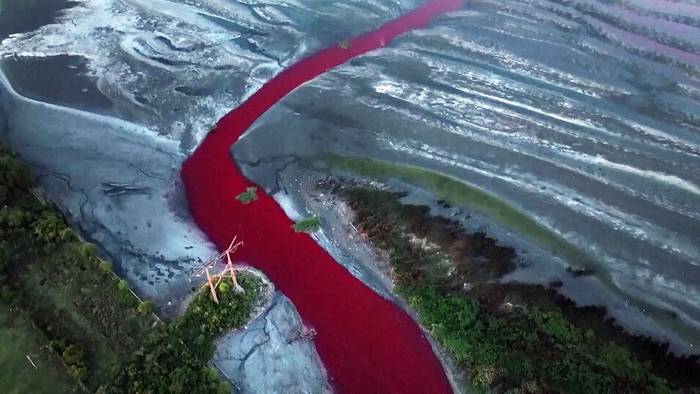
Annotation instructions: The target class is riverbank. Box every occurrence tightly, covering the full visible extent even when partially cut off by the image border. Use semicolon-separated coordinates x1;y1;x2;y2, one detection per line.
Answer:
315;154;700;350
318;176;700;392
181;1;465;392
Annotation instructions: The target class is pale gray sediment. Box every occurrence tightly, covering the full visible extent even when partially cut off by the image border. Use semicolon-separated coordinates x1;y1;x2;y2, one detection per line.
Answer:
213;291;332;394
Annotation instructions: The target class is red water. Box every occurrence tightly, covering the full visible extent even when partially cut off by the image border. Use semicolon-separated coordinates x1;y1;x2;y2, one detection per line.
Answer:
181;1;463;392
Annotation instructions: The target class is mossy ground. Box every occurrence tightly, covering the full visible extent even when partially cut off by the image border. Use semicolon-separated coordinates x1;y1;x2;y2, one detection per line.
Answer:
236;186;258;204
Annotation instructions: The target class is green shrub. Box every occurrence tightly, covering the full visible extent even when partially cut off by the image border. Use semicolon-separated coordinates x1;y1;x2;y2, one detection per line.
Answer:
1;206;27;228
293;216;320;233
108;274;266;393
138;301;154;316
72;366;88;383
78;243;98;259
0;284;15;302
116;279;136;306
33;211;72;247
98;260;112;273
235;186;258;204
175;273;265;360
61;344;85;367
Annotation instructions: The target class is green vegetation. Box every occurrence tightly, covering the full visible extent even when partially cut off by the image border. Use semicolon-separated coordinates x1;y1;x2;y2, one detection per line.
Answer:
407;283;670;392
176;276;266;359
321;154;700;347
236;186;258;204
339;186;697;393
0;144;155;389
320;154;594;270
293;215;321;233
106;324;230;394
137;300;154;316
0;303;77;393
0;144;266;393
108;273;266;393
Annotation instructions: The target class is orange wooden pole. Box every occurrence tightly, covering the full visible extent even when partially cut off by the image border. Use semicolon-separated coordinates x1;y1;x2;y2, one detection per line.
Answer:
205;267;219;304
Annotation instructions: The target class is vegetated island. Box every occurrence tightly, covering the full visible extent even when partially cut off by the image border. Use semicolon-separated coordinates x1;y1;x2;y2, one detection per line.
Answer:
314;157;700;393
0;143;267;393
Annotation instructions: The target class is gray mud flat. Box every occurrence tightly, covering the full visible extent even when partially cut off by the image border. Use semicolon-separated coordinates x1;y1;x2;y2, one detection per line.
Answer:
2;55;113;111
0;0;78;41
213;293;331;394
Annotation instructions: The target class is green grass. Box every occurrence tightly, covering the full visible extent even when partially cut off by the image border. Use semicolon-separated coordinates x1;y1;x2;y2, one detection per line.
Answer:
320;154;595;270
0;302;77;393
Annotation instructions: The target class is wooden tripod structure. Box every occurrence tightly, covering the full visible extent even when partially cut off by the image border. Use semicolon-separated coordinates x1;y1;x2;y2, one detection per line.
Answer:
191;237;243;304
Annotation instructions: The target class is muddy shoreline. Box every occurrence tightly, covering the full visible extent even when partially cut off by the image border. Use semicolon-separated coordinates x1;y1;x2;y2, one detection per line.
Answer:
314;175;700;391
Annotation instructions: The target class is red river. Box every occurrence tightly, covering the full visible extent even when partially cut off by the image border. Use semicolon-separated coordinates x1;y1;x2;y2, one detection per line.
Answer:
181;1;463;392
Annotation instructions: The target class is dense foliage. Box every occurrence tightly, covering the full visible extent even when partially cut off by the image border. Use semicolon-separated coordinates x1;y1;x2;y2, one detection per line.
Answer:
0;144;31;204
108;273;266;393
342;186;689;393
104;325;230;394
176;275;266;360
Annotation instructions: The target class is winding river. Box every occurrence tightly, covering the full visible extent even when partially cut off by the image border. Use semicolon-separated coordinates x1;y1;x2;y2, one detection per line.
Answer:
181;1;462;392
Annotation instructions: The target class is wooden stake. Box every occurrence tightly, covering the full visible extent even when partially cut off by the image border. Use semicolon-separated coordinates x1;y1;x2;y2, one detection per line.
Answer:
205;267;219;304
26;354;37;369
225;248;239;289
191;236;245;304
